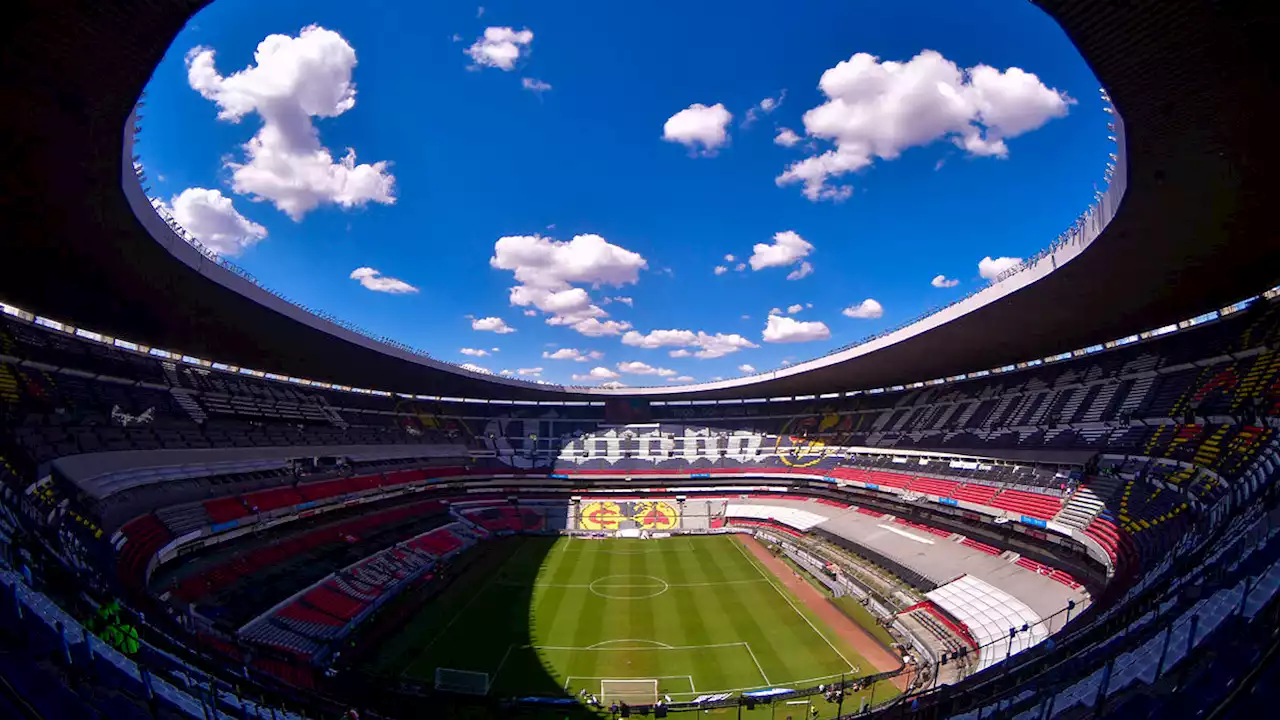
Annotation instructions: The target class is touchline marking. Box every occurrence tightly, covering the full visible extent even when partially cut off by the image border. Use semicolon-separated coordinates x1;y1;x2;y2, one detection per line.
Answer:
744;641;771;685
727;535;858;673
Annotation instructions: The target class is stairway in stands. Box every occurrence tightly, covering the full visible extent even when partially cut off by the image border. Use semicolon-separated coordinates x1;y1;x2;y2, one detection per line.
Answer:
1234;350;1279;412
1053;476;1123;529
169;389;208;424
0;364;19;406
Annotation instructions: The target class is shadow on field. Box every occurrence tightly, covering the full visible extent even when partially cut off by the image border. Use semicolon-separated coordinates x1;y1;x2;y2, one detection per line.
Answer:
344;533;608;719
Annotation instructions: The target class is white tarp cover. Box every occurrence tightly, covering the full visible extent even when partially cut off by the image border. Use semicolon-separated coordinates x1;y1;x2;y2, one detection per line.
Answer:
926;574;1048;671
726;503;828;530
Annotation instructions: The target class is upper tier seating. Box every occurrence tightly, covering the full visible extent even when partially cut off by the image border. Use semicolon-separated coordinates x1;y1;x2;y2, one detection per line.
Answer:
1;298;1277;476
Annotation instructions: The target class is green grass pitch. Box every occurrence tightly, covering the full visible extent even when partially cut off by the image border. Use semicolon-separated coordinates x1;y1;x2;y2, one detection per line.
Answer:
371;533;890;708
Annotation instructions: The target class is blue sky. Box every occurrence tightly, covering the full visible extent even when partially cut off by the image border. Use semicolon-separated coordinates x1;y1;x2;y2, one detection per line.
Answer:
137;0;1111;387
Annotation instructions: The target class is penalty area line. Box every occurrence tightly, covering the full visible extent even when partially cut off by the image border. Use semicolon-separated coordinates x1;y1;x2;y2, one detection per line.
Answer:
586;639;674;649
727;534;858;673
744;642;771;685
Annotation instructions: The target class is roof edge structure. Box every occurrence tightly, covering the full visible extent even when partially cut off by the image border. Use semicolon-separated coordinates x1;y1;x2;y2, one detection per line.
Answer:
2;1;1277;402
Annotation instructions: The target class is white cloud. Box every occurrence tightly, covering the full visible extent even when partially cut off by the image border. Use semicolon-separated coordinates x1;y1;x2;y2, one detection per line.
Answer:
459;362;491;374
543;348;603;362
738;364;756;373
349;267;419;294
618;361;677;377
740;314;751;320
472;316;516;333
553;318;632;337
669;349;692;358
598;381;627;389
931;274;960;288
669;376;695;383
724;254;735;262
842;298;884;319
572;366;621;381
460;348;489;357
491;234;645;335
612;296;633;306
778;50;1073;201
763;314;832;343
978;255;1022;281
714;265;728;275
522;77;552;93
622;329;758;359
522;309;538;316
157;188;266;256
185;26;395;220
492;347;500;352
465;27;534;71
781;359;793;366
786;261;814;281
662;103;732;155
774;128;802;148
516;367;543;377
786;303;805;314
750;231;814;277
735;263;747;272
743;90;786;127
769;307;783;316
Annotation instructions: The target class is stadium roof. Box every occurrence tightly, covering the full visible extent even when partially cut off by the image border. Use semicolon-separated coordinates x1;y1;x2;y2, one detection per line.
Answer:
2;1;1277;402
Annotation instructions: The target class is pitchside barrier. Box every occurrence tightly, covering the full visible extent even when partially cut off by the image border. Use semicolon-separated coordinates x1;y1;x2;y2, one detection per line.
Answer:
512;666;910;715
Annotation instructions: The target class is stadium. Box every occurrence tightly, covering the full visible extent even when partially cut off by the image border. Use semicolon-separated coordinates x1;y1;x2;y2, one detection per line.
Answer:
2;1;1279;719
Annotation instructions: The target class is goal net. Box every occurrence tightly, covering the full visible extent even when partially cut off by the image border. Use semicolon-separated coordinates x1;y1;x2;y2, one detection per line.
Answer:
600;679;658;706
434;667;491;696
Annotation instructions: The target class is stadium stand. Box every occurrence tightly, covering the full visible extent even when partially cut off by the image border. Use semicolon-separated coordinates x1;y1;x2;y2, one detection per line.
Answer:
2;299;1279;719
1;0;1279;709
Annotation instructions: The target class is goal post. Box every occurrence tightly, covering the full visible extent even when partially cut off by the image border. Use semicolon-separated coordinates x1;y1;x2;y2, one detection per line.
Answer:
600;679;659;706
434;667;491;695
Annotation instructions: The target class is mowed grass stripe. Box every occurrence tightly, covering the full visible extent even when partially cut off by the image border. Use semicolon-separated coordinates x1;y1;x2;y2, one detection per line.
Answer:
714;535;855;682
533;537;589;649
572;541;616;681
389;536;875;698
669;536;736;691
404;537;531;677
727;535;870;676
686;537;783;686
626;541;658;645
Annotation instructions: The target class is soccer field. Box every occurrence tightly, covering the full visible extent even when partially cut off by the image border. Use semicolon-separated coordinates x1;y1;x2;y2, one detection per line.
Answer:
373;533;886;706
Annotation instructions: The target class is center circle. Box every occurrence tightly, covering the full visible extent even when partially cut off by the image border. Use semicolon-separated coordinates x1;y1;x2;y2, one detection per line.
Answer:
588;574;670;600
